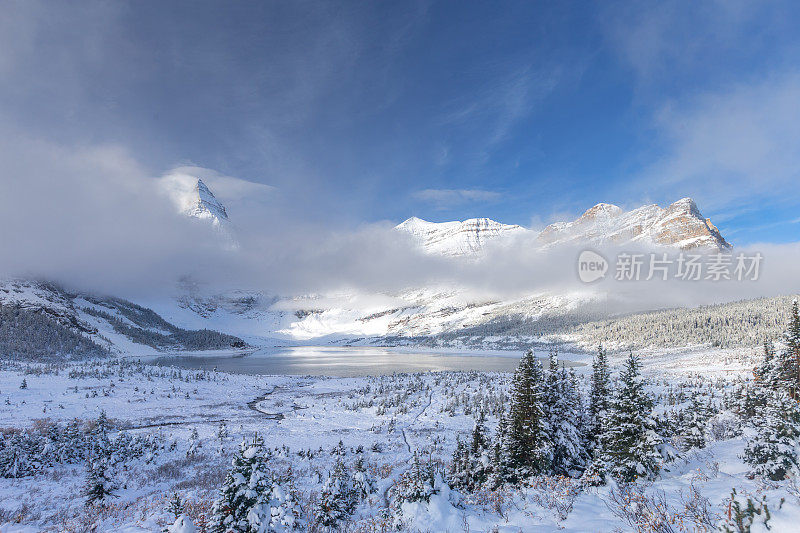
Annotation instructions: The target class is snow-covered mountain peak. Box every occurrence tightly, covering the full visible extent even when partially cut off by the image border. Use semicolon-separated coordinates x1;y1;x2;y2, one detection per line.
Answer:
187;178;229;225
577;202;623;223
160;171;231;228
399;198;730;255
539;197;730;250
396;216;526;256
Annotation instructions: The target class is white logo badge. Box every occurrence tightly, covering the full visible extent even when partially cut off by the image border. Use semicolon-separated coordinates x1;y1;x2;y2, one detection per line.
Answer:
577;250;608;283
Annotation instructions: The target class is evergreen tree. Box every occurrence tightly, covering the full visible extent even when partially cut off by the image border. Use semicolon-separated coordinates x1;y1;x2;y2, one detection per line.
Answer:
498;350;550;484
217;423;229;442
681;395;714;450
593;353;662;483
489;413;512;488
393;453;437;504
89;411;111;462
167;492;184;520
755;340;776;385
782;300;800;397
744;386;800;481
315;455;358;527
451;412;492;492
83;456;117;507
247;481;303;533
588;345;611;451
448;437;470;491
467;411;491;489
210;435;270;533
548;364;588;476
352;455;376;500
772;344;798;397
390;453;442;528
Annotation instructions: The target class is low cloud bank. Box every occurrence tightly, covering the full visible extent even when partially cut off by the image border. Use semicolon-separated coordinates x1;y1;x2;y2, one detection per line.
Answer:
2;135;799;315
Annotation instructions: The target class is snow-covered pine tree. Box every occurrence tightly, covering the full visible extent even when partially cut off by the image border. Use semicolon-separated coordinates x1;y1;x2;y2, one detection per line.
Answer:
467;411;491;489
352;454;376;500
89;411;112;462
783;300;800;397
448;437;470;491
588;344;611;452
315;454;358;527
744;385;800;481
498;349;550;484
772;345;798;398
489;412;511;488
681;394;714;450
62;418;83;464
0;433;28;478
167;492;184;520
393;452;438;504
594;353;662;483
246;479;304;533
740;303;800;481
188;427;201;457
755;340;776;386
548;364;588;476
210;434;270;533
83;455;117;507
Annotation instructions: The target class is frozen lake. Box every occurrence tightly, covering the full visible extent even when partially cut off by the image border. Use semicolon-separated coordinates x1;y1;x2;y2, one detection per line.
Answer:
153;345;582;377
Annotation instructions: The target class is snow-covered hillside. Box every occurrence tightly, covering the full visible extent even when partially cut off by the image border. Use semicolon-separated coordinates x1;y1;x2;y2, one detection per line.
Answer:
0;279;246;358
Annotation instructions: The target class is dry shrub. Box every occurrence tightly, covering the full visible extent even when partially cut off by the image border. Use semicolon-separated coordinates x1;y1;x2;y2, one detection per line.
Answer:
462;487;514;520
604;482;717;533
527;475;582;520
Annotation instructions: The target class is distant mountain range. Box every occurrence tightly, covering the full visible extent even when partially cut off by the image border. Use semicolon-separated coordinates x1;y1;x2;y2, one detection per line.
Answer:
396;197;730;256
0;178;747;357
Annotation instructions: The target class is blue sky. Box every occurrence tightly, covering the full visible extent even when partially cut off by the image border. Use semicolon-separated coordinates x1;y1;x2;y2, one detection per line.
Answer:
3;1;800;245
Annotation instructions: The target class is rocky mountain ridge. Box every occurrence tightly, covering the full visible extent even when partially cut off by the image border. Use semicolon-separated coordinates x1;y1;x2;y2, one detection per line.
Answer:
397;197;730;255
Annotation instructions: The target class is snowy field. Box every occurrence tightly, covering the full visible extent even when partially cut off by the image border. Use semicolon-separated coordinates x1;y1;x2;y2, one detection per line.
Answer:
0;347;796;532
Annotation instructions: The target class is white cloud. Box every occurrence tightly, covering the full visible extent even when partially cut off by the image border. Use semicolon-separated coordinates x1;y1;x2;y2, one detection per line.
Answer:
158;166;275;216
639;73;800;211
437;65;561;164
603;0;764;89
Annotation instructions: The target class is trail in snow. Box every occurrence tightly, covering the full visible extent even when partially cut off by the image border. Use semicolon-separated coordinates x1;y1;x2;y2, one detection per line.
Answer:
383;392;433;508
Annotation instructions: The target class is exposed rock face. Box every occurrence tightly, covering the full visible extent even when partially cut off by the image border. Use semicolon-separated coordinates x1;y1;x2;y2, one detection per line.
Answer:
398;198;731;255
395;216;526;255
538;197;731;251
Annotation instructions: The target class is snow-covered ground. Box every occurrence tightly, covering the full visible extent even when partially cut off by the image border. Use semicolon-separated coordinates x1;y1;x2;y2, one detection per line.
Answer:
0;346;797;532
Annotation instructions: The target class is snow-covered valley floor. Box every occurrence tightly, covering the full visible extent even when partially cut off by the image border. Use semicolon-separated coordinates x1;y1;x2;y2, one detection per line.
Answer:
0;348;796;532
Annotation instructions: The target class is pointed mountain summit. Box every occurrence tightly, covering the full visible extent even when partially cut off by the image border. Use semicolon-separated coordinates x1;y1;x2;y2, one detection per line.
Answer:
186;179;229;226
